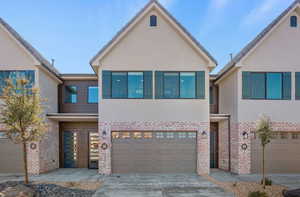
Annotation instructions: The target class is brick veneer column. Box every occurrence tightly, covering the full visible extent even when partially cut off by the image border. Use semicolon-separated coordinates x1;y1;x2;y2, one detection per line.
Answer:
218;120;229;171
98;121;210;175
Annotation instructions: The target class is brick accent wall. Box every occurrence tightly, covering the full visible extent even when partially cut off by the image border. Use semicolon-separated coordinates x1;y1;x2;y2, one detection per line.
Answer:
98;121;210;175
218;120;229;171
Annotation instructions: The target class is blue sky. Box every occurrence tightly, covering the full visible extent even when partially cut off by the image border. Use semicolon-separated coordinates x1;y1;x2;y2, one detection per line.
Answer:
0;0;295;74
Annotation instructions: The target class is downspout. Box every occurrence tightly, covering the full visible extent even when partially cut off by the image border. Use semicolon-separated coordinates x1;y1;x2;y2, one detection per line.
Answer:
228;115;231;172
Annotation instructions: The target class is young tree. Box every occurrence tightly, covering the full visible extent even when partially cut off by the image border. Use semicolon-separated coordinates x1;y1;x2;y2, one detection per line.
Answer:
256;115;273;189
0;79;47;184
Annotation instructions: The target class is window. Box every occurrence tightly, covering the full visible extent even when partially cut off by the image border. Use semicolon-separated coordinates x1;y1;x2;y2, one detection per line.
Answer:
0;132;7;139
0;70;35;95
88;86;98;103
163;72;196;98
65;86;77;103
290;16;298;27
150;15;157;27
102;71;152;99
242;72;291;100
266;73;282;99
111;72;144;99
128;72;144;98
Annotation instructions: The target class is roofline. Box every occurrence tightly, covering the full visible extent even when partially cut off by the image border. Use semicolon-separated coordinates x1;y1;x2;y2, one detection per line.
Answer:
89;0;217;70
0;17;62;81
60;74;98;80
216;0;300;82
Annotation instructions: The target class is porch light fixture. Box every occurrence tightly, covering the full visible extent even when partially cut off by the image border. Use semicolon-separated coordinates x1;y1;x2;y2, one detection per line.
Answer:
242;131;248;140
201;131;207;136
102;130;107;136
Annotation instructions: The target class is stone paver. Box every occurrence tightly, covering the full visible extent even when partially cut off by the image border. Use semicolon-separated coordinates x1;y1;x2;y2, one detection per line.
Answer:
210;169;300;190
93;173;234;197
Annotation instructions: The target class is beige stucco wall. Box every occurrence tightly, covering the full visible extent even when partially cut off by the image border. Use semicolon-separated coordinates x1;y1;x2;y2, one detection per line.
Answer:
218;71;238;122
101;10;209;69
98;9;210;123
0;23;39;67
236;10;300;123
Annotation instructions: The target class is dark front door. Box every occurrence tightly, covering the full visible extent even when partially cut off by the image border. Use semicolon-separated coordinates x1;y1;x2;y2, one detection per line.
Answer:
63;131;78;168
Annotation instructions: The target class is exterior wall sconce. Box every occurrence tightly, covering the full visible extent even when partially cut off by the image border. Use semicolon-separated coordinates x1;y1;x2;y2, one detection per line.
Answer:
242;131;249;140
102;130;107;136
201;131;207;136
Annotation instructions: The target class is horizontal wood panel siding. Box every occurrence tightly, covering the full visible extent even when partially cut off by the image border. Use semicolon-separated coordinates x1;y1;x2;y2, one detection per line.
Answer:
59;80;98;113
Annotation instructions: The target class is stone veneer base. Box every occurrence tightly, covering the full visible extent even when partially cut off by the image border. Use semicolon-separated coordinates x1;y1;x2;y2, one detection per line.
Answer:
98;121;210;175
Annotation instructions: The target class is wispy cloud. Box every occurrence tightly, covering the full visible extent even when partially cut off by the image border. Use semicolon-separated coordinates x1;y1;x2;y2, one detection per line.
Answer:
159;0;177;8
242;0;282;26
211;0;230;9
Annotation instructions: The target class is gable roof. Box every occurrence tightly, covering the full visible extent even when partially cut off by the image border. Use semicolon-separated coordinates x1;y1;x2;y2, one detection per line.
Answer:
0;17;61;80
90;0;217;71
216;0;300;81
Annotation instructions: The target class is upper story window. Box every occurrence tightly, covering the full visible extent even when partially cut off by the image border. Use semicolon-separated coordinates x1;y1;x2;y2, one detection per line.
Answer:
150;15;157;27
0;70;35;95
0;132;7;139
102;71;152;99
290;16;298;27
295;72;300;100
155;71;205;99
65;86;77;103
242;72;291;100
88;86;99;103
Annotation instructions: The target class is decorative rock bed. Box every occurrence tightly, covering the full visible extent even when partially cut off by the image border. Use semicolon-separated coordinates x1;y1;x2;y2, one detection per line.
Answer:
0;181;97;197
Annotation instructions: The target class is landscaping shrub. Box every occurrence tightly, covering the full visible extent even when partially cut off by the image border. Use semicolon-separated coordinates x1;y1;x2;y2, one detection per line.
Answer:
261;178;272;186
248;191;268;197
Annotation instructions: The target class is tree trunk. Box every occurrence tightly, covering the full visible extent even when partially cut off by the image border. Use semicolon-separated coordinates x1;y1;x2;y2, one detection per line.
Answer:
262;146;265;189
23;142;29;184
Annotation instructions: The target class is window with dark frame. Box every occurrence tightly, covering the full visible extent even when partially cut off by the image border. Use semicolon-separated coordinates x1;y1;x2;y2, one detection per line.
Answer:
111;72;144;99
65;86;77;103
150;15;157;27
163;72;196;99
88;86;99;103
243;72;289;100
290;15;298;27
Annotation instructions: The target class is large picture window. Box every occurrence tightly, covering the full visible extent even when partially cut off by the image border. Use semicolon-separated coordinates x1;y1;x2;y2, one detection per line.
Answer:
0;70;35;95
162;72;196;99
102;71;152;99
242;72;291;100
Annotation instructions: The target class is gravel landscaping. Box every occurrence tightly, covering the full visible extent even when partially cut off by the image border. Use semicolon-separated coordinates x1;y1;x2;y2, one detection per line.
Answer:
0;181;101;197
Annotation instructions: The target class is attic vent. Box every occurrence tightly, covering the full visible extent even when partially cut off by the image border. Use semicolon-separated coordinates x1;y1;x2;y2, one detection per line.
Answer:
290;15;298;27
150;15;157;27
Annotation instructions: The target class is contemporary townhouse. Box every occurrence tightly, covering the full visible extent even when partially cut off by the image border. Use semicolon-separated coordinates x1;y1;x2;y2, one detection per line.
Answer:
0;0;299;175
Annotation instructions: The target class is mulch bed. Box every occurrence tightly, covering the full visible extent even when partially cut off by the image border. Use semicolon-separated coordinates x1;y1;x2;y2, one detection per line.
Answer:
0;181;100;197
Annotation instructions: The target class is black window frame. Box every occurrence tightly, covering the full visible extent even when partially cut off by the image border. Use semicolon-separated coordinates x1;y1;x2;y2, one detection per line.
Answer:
150;15;157;27
290;15;298;27
64;85;78;104
87;86;99;104
162;71;197;99
244;72;285;100
110;71;145;99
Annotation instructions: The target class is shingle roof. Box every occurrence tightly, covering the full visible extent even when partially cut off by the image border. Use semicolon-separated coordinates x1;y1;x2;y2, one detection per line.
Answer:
0;17;61;79
90;0;217;68
216;0;300;81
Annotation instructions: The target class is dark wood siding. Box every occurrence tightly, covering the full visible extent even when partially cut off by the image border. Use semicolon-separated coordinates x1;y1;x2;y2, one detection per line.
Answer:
59;80;98;113
112;131;197;173
251;132;300;173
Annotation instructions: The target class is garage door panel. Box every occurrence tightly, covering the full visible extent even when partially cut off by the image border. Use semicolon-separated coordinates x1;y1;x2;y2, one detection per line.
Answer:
112;131;197;173
0;139;23;173
251;137;300;173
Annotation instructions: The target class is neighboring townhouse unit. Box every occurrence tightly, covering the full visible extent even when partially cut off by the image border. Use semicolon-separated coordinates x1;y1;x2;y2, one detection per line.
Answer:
216;0;300;174
0;0;300;175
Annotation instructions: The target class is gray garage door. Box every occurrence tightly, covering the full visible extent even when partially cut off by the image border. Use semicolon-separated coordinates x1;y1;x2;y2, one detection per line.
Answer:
0;136;23;173
251;132;300;173
112;131;197;174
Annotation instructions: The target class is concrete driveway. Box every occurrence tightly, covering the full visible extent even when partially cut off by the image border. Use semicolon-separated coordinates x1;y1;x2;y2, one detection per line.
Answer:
93;174;233;197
